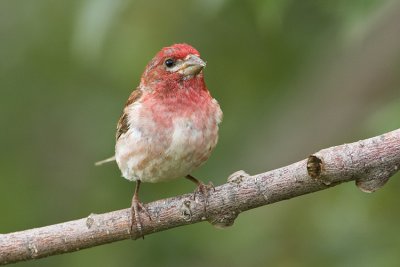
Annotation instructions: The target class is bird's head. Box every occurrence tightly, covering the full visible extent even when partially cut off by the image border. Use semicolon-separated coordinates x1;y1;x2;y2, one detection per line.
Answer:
140;44;207;89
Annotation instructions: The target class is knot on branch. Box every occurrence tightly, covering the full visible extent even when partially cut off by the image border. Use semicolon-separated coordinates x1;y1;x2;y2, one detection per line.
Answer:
180;200;193;221
227;170;248;184
307;155;332;185
207;211;239;229
355;165;397;193
307;155;323;179
86;213;96;229
204;170;250;228
27;240;39;258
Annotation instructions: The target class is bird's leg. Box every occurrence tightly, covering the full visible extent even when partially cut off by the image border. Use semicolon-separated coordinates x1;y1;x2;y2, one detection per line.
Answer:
130;180;151;239
185;174;214;213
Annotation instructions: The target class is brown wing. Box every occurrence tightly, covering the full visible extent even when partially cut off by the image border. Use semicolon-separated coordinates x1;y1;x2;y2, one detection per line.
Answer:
116;89;143;140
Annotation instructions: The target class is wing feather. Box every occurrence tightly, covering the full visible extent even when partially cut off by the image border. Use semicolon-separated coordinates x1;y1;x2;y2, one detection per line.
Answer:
116;89;143;140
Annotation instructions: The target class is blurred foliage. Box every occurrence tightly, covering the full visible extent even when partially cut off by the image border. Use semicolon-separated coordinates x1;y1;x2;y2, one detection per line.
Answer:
1;0;400;266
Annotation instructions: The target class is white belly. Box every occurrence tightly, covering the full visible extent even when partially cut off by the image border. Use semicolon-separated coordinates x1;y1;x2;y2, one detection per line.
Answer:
115;115;220;183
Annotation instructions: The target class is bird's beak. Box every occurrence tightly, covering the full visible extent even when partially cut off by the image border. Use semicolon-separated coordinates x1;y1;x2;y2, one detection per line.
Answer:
180;54;206;76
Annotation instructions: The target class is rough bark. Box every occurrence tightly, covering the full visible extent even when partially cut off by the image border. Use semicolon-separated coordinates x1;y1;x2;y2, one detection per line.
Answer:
1;128;399;265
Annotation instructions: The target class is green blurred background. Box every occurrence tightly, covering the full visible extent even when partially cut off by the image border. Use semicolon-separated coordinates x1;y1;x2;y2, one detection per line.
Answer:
1;0;400;266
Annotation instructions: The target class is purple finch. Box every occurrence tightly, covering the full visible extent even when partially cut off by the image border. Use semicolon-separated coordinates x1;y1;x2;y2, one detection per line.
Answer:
98;43;222;236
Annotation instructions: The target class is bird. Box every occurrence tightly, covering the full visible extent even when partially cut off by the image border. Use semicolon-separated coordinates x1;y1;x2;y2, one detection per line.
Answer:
97;43;222;236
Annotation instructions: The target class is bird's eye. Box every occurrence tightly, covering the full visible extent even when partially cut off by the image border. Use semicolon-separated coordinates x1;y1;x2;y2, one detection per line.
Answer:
164;58;175;68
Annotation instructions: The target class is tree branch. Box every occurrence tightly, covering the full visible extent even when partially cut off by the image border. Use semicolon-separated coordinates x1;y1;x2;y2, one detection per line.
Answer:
1;129;399;265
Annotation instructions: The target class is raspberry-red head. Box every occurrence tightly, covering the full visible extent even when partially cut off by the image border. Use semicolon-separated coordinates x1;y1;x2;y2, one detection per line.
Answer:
157;43;200;60
140;43;206;88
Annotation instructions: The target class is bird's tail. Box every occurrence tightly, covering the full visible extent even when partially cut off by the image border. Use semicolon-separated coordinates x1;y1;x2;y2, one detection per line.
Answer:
95;156;116;166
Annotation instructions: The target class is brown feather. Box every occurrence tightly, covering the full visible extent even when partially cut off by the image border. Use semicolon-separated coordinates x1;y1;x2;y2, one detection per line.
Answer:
116;89;142;140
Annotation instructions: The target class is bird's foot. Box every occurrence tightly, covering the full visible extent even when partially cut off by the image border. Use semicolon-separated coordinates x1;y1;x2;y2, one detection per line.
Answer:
193;181;214;202
186;175;214;219
192;181;215;217
130;199;151;239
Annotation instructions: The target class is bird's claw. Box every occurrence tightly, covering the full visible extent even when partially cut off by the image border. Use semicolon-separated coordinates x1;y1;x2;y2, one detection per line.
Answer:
130;200;151;239
191;181;214;216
